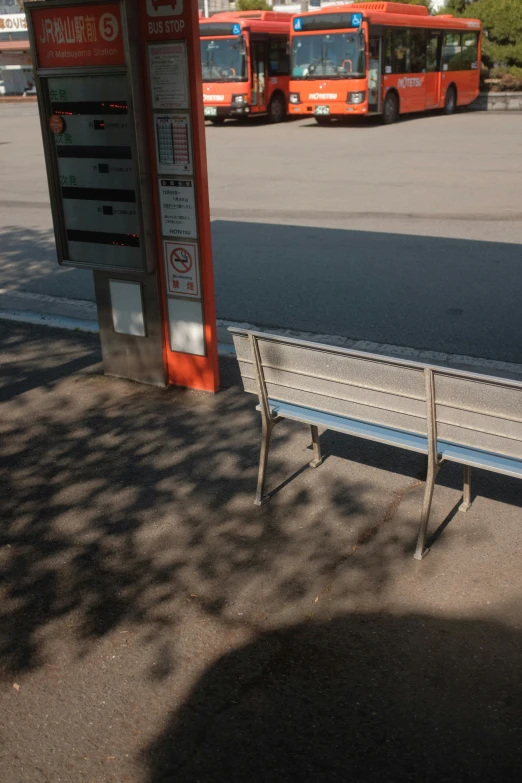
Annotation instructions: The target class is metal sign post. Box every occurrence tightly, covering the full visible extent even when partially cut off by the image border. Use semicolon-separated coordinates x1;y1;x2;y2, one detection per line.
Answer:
25;0;219;392
140;0;219;392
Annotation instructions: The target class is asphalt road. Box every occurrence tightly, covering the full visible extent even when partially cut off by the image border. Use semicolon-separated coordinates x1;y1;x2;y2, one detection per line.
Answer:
1;104;522;362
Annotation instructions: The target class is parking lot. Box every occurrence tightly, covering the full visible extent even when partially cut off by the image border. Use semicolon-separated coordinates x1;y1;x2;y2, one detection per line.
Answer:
1;106;522;363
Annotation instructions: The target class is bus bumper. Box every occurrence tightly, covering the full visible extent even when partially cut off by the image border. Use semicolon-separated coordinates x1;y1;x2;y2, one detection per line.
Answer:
203;105;251;119
289;103;368;117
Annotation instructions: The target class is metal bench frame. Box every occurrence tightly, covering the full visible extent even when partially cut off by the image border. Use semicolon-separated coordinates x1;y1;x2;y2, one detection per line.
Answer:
232;329;522;560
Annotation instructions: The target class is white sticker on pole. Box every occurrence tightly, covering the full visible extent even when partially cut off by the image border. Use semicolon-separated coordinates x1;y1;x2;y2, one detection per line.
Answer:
148;42;189;110
164;240;200;297
154;113;193;176
168;298;205;356
159;178;197;239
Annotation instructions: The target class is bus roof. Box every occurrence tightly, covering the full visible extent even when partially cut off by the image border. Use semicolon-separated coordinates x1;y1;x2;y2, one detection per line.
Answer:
292;3;481;32
200;11;292;35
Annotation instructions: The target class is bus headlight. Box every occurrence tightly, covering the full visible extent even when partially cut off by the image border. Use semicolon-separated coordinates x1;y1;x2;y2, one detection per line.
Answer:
289;92;301;104
347;91;366;104
232;94;248;105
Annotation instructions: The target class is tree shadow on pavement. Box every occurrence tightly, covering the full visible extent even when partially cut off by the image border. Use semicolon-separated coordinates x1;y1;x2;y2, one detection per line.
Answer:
0;321;424;679
142;611;522;782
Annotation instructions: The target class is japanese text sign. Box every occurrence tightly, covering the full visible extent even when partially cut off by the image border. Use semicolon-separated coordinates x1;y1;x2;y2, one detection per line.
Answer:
30;3;124;68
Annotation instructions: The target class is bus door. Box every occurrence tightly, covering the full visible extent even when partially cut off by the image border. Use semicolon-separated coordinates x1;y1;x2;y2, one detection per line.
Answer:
250;37;267;112
368;36;382;112
425;32;441;108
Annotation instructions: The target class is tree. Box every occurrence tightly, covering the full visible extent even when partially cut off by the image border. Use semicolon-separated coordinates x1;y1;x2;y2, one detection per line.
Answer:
463;0;522;68
439;0;472;13
235;0;270;10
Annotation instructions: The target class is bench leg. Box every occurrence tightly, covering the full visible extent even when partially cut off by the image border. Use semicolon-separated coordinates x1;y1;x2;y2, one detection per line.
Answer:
413;460;439;561
459;465;472;512
309;425;324;468
255;417;278;506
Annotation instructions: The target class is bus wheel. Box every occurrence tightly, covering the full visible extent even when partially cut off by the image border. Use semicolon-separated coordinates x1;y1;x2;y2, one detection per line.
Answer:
210;117;226;125
268;94;286;123
382;92;399;125
443;86;457;115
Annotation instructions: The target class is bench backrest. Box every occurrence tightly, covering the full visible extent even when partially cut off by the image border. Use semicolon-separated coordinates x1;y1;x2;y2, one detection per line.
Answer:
231;329;522;462
433;371;522;460
232;330;428;436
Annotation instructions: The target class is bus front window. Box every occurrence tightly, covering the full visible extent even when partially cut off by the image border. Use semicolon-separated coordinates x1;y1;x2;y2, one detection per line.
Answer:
291;32;365;79
200;37;247;82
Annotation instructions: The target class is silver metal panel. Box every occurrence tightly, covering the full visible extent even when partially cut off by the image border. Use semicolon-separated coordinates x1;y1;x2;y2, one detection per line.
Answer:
437;405;522;443
257;340;425;399
242;377;258;395
262;366;427;420
48;74;128;102
57;158;135;190
62;199;138;234
263;382;427;435
233;333;254;364
237;359;255;381
68;240;142;267
94;270;166;388
434;374;522;423
53;114;131;148
437;423;522;461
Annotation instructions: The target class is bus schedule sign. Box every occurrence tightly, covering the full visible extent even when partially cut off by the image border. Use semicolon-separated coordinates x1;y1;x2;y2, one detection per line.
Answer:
30;3;124;68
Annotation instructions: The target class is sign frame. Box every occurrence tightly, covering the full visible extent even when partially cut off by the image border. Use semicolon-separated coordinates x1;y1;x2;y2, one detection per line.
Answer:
25;0;158;274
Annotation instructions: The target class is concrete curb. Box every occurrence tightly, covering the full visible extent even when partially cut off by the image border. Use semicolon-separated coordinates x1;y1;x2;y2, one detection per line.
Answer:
3;305;522;383
470;91;522;111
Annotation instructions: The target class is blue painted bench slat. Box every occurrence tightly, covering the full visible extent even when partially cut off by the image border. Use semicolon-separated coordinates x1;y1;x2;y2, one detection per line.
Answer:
264;401;429;455
438;442;522;480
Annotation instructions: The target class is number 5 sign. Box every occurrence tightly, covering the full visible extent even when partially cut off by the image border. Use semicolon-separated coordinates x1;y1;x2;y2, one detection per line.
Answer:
99;12;119;42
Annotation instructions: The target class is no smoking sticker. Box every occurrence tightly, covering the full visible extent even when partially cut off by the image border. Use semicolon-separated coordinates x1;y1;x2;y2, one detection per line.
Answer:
164;240;200;297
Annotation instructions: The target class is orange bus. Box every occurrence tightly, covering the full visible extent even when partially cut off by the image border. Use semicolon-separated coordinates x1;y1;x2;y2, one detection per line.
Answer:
288;2;482;124
200;11;291;124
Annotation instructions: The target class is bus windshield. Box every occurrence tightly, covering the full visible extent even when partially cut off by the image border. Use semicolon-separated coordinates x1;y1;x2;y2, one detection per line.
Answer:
291;32;365;79
200;36;247;82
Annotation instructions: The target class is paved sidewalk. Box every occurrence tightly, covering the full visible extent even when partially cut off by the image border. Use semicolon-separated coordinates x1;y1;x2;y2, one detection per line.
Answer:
1;320;521;783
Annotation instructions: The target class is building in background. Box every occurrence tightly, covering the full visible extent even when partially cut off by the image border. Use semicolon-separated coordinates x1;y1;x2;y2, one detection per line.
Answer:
0;0;33;95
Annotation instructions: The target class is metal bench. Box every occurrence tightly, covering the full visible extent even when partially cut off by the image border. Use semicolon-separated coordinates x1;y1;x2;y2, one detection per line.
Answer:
230;328;522;560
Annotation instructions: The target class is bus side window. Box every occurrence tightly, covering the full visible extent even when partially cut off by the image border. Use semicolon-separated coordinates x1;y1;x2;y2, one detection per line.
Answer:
442;32;462;72
269;35;290;77
392;28;410;74
410;29;426;73
461;31;479;69
426;32;440;73
383;29;393;74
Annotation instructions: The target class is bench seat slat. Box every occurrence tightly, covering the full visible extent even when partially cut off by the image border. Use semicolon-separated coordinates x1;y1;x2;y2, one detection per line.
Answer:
437;442;522;479
260;401;522;479
262;400;429;455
